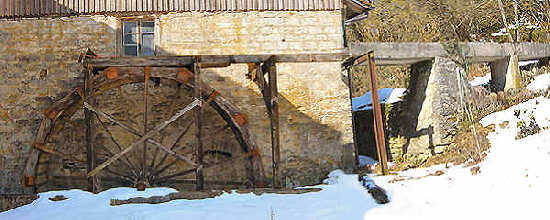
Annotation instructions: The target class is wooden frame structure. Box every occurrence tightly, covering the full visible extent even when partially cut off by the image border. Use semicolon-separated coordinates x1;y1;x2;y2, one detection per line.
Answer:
343;51;389;175
22;52;347;191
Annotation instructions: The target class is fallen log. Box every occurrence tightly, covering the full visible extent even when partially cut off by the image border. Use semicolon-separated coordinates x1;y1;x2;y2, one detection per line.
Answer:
109;188;322;206
359;175;390;204
110;191;223;206
234;188;322;196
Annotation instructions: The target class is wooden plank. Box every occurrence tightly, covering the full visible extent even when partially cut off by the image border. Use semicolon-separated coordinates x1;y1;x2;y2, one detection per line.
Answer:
86;53;348;68
194;58;204;191
366;51;389;175
266;58;281;189
84;69;99;193
23;118;53;192
143;67;149;178
86;99;200;177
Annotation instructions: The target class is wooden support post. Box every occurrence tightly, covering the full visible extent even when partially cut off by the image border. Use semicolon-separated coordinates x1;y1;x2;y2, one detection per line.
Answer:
84;68;98;193
266;58;281;188
194;57;204;191
143;67;149;182
343;54;370;168
366;51;389;175
346;66;361;168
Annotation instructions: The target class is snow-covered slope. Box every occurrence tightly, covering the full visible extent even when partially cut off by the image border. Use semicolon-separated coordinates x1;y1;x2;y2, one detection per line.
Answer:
367;96;550;219
527;73;550;91
3;97;550;220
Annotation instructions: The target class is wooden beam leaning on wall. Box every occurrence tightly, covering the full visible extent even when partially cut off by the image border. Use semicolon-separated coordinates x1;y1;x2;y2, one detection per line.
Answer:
266;58;281;189
194;57;205;191
84;66;99;193
247;57;281;188
366;52;389;175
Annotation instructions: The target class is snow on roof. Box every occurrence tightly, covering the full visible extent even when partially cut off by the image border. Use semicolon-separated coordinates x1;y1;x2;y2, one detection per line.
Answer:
351;88;406;112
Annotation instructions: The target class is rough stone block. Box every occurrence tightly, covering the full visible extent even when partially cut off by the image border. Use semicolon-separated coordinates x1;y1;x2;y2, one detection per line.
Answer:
399;57;466;164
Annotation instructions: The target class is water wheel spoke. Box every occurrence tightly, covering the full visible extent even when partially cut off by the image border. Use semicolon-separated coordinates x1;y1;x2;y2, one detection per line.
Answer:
83;102;142;137
147;139;196;167
153;168;196;183
86;99;200;177
94;112;139;172
151;120;193;176
97;141;140;179
34;143;86;163
149;83;183;175
103;167;137;184
153;149;253;184
84;100;196;168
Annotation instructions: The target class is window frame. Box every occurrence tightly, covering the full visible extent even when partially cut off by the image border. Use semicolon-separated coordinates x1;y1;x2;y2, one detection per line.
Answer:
122;19;156;57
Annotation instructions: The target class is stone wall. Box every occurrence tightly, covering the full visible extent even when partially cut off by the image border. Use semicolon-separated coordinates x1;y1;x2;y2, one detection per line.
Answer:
0;16;119;194
0;10;352;194
0;194;38;212
158;11;343;55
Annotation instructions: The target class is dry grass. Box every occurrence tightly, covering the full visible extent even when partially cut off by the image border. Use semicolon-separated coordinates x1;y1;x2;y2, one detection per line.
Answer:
423;122;493;167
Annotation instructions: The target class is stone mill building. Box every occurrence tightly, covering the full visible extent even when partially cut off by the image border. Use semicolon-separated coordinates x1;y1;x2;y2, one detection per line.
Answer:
0;0;374;206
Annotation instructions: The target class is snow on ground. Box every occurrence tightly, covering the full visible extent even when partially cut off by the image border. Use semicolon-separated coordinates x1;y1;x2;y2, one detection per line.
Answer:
367;96;550;219
1;175;381;220
519;60;539;67
358;155;378;167
3;97;550;220
527;73;550;91
468;60;543;87
352;88;406;112
469;73;491;87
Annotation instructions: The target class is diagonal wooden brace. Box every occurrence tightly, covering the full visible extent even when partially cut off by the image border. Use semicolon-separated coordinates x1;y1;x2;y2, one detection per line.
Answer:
83;101;197;167
86;99;201;177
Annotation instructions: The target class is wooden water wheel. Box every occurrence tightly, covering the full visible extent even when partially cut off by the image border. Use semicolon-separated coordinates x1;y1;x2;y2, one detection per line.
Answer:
23;62;265;193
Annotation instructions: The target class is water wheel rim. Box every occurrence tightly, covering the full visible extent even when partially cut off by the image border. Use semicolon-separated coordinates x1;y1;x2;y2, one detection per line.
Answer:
25;67;265;192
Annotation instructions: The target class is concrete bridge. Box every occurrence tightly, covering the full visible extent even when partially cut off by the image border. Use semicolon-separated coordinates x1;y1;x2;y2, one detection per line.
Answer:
351;42;550;65
351;42;550;91
348;42;550;163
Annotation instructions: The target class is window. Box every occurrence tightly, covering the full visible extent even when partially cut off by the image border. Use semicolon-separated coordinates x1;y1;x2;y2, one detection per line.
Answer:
123;21;155;56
